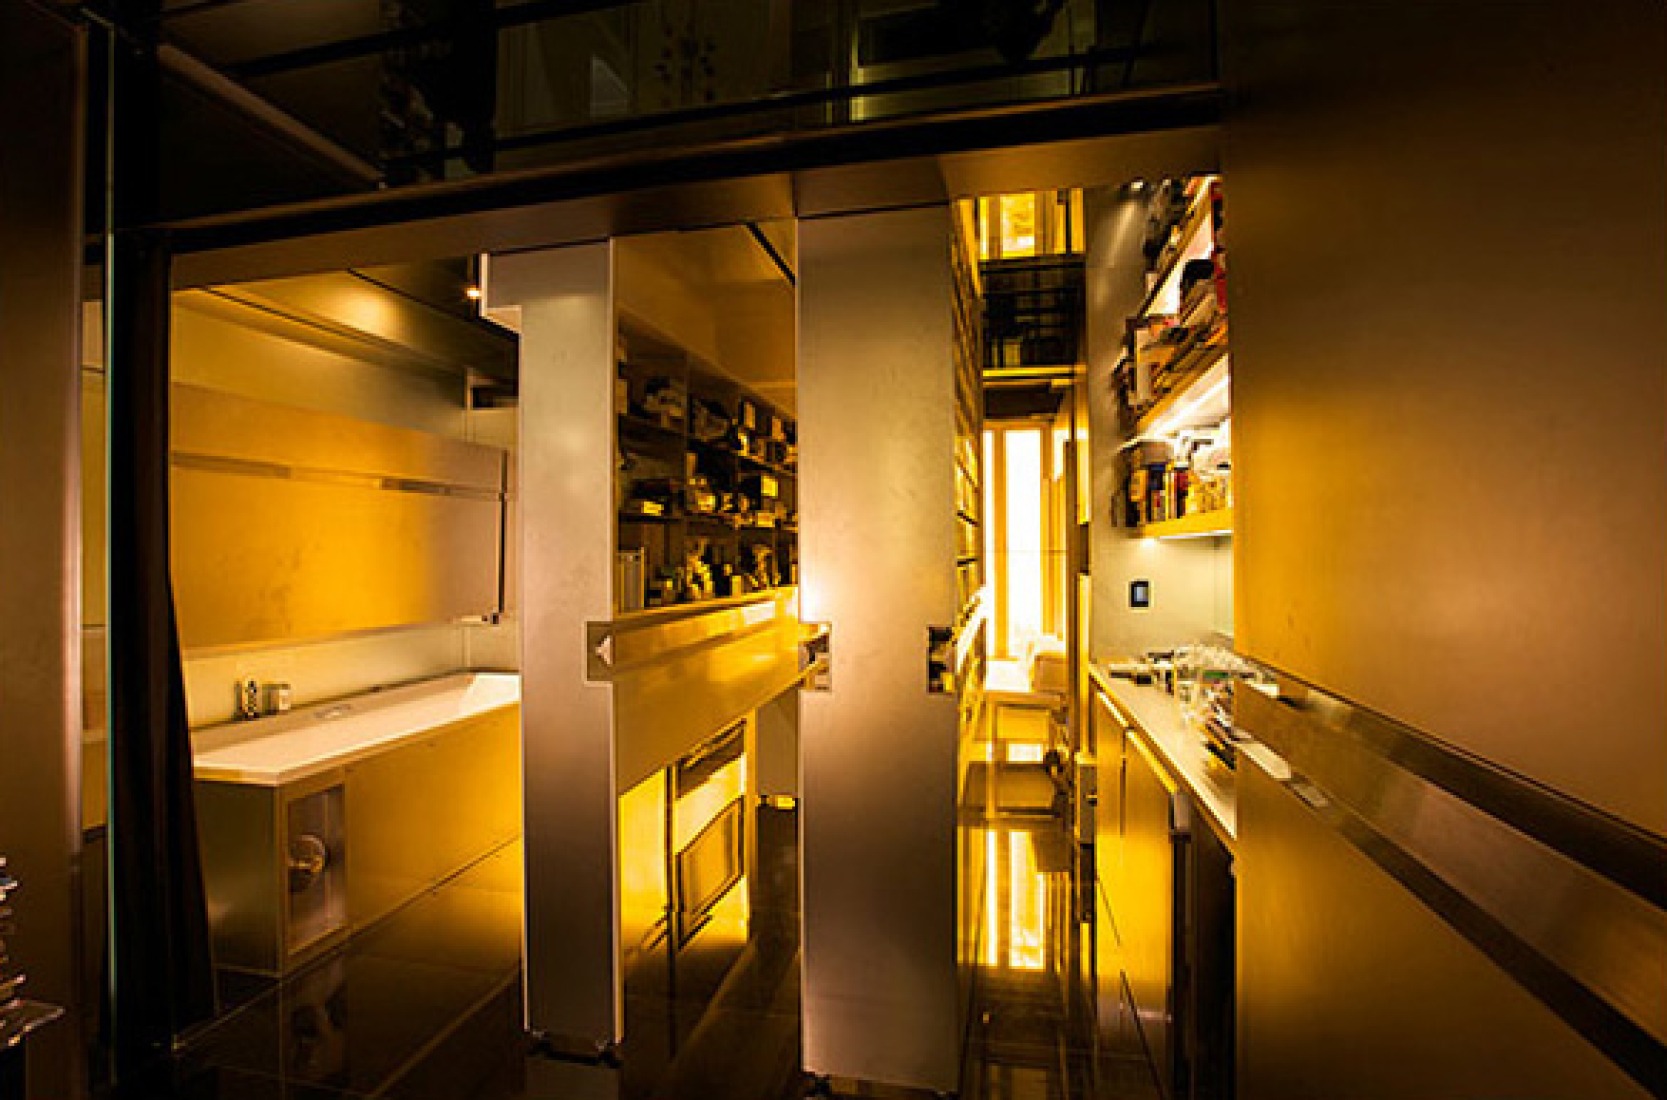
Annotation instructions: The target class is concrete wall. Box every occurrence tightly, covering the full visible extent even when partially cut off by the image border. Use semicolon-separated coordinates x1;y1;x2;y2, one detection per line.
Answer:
1222;0;1667;834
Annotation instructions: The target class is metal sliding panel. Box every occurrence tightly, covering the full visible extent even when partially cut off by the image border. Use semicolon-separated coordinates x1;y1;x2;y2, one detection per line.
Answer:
485;243;622;1049
0;5;87;1096
1236;755;1653;1100
1221;0;1667;835
798;208;961;1092
1235;684;1667;1098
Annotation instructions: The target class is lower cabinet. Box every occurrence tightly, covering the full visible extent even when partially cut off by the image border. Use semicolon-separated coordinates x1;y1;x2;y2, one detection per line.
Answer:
1092;682;1235;1100
1123;731;1184;1096
198;705;522;976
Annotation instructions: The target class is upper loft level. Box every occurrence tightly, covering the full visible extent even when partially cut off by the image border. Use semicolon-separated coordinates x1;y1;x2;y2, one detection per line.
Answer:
95;0;1220;227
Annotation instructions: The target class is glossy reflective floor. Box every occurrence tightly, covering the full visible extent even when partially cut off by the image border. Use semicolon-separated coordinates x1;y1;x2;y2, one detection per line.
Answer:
963;704;1162;1100
114;730;1157;1099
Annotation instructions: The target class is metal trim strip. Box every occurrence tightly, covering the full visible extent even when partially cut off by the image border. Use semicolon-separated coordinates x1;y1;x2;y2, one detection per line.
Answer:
1309;779;1667;1098
171;451;505;502
1236;685;1667;1093
1257;683;1667;908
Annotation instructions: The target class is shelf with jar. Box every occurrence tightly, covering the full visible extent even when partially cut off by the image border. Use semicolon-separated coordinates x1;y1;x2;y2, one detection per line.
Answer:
615;315;798;612
1114;175;1233;540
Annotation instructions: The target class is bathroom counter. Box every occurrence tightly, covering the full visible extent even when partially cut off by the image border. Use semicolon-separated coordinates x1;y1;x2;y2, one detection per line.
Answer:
193;672;519;787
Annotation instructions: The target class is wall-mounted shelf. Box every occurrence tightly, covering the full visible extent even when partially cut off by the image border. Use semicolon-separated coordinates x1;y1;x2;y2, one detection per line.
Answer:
1116;175;1233;535
1134;348;1231;439
1138;507;1233;540
1138;181;1218;320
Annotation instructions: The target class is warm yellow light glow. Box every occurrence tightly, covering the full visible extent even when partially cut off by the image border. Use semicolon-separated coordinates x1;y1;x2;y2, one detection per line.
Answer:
998;194;1038;258
1007;831;1047;971
1004;429;1044;655
618;772;669;951
983;828;1000;968
674;755;746;851
465;285;484;301
698;873;752;948
982;429;996;577
1006;743;1045;764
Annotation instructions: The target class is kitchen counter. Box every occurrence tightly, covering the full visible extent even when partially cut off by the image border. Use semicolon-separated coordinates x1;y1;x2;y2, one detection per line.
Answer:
1090;662;1237;843
193;671;520;786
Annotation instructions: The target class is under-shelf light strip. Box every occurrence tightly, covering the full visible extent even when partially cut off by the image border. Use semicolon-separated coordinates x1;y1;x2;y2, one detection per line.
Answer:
1154;373;1230;440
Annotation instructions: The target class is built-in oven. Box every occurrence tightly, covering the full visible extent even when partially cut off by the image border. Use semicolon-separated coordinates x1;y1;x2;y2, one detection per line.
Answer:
672;722;747;945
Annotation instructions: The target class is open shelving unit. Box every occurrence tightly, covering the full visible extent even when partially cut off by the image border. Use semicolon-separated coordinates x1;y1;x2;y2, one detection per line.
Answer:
1114;175;1234;538
615;313;798;612
1137;507;1234;540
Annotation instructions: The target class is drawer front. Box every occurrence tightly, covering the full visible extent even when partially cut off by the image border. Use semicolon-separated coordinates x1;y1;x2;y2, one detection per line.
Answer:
1123;731;1183;1097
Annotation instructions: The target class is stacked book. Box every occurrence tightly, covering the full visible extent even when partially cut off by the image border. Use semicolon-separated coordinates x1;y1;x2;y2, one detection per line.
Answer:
0;856;24;1047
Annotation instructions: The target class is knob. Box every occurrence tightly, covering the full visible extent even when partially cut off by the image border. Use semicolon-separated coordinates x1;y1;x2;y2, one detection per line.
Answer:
287;834;330;894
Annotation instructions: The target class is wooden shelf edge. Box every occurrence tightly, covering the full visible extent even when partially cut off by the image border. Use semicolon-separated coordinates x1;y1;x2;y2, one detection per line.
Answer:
1131;338;1229;438
1135;508;1233;539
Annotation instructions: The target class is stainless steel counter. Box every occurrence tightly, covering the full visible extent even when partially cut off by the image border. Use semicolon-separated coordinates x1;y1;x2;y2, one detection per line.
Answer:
1090;662;1237;843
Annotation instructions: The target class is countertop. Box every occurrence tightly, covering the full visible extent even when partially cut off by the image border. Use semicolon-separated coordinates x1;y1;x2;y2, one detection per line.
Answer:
193;671;520;787
1090;662;1238;843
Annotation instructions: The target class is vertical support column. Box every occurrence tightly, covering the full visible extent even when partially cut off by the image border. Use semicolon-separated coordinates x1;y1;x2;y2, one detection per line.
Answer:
0;5;86;1096
798;208;961;1092
484;244;622;1050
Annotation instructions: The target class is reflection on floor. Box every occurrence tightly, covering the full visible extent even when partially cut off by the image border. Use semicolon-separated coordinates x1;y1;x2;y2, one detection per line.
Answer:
958;706;1161;1100
144;806;801;1100
121;742;1155;1099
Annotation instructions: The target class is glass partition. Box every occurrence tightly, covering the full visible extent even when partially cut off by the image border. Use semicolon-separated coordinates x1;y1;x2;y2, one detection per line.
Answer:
149;0;1219;221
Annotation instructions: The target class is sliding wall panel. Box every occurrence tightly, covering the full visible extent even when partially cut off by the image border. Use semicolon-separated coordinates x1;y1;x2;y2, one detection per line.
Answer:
1221;0;1667;834
0;7;87;1096
798;208;962;1092
486;244;622;1047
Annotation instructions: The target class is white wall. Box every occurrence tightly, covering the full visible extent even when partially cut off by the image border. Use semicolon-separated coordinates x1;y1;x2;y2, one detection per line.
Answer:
1084;187;1233;659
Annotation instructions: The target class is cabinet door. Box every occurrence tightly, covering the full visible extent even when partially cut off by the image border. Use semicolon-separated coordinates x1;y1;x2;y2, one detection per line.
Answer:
1091;690;1132;1059
1092;691;1128;939
1123;730;1183;1097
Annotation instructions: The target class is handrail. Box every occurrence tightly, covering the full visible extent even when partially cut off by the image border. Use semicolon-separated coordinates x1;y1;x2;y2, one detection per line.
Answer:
1237;682;1667;1094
